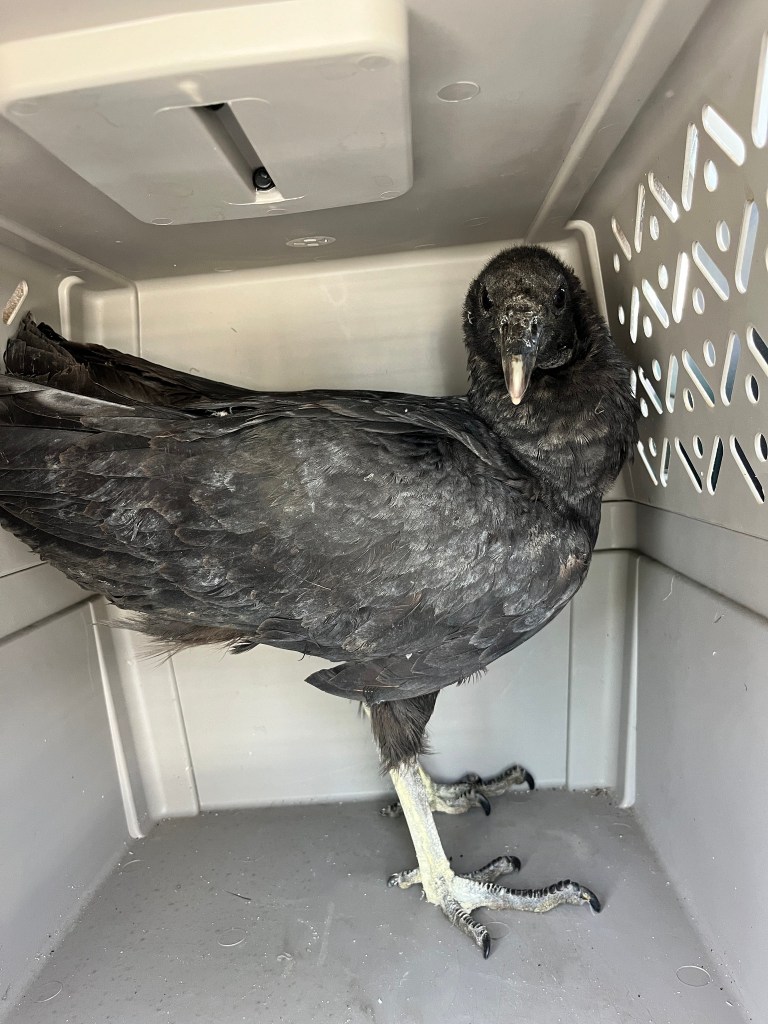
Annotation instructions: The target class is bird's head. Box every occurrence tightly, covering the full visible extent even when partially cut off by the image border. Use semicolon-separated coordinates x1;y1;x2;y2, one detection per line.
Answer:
463;246;581;406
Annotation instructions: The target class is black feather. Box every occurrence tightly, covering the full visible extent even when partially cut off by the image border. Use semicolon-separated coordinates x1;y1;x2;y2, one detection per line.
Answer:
0;248;638;766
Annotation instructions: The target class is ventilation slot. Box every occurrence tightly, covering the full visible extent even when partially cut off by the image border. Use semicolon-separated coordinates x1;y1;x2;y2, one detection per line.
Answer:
671;252;690;324
702;104;746;165
648;172;680;222
675;439;703;492
752;31;768;147
629;285;640;343
659;438;671;486
720;333;741;405
666;355;679;413
681;123;698;211
682;351;715;407
637;441;658;485
747;325;768;378
730;437;765;503
634;184;646;252
734;200;759;293
707;437;724;494
638;367;663;414
692;242;729;300
641;278;670;328
611;217;632;260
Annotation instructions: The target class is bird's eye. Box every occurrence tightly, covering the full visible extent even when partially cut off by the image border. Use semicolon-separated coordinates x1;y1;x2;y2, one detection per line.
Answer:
481;286;493;312
553;284;567;310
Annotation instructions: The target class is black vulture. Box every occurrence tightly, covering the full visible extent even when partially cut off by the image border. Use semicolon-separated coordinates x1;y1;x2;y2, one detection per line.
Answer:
0;246;638;956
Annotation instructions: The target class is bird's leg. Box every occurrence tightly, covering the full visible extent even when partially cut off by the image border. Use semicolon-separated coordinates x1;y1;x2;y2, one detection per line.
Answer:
387;759;600;957
381;761;535;818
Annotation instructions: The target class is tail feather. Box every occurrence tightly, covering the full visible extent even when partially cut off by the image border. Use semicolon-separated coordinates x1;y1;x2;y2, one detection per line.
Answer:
4;314;251;410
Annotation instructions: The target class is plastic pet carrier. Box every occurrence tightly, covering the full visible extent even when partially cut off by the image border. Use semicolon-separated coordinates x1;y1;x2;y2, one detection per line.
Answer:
0;1;765;1021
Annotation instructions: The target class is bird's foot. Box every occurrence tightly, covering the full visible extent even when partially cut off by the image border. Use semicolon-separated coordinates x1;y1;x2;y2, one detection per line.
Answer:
387;856;600;957
381;763;534;818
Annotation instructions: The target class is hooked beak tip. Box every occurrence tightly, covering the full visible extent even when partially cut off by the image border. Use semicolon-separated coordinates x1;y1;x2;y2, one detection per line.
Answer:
504;353;531;406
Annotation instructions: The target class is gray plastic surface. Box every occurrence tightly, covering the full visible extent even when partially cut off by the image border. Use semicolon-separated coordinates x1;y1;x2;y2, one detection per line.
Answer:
2;791;748;1024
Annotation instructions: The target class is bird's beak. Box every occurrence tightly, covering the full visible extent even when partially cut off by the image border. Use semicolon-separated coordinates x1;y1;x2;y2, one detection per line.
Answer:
502;353;536;405
501;318;540;405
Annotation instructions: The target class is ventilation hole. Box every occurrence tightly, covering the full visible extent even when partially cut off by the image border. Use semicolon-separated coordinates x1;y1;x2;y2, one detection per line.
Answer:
682;351;716;407
703;340;716;367
652;358;662;380
611;217;632;260
693;435;704;458
746;374;760;403
693;288;706;314
650;215;660;240
666;355;679;413
683;388;695;411
648;172;680;222
747;325;768;377
681;123;699;212
716;221;731;252
642;278;670;327
754;32;768;147
658;264;669;289
675;439;703;491
638;367;664;414
637;441;658;484
630;369;637;397
648;438;657;456
630;286;640;343
618;305;626;325
640;397;649;417
613;254;621;273
660;438;671;487
704;160;719;191
672;252;690;323
730;436;765;503
634;184;646;253
643;316;653;338
756;433;768;462
692;242;730;300
286;236;336;247
2;279;28;325
702;104;747;165
708;437;724;494
721;332;741;405
735;200;759;293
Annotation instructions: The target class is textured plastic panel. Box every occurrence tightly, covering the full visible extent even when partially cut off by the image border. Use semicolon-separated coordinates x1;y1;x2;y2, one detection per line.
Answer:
635;558;768;1024
0;0;411;224
1;793;747;1024
0;604;128;1013
584;0;768;540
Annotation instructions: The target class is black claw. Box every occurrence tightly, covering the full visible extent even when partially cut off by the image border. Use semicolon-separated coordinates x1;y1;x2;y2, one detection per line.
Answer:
524;771;535;790
510;855;522;872
482;933;491;959
588;891;602;913
477;792;492;816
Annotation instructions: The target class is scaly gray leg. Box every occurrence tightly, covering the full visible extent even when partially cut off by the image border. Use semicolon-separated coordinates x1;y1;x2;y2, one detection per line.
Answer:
381;762;535;818
387;759;600;957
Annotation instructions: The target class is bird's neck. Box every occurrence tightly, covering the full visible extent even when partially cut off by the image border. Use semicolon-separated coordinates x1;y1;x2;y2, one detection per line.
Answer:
467;339;637;535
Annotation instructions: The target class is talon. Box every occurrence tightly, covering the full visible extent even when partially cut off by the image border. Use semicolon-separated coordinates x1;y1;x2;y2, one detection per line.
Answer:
510;855;522;872
524;770;535;790
482;932;491;959
587;890;602;913
477;792;492;816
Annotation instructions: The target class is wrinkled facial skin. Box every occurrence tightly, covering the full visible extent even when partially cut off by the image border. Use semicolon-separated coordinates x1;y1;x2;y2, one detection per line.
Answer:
464;247;579;404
